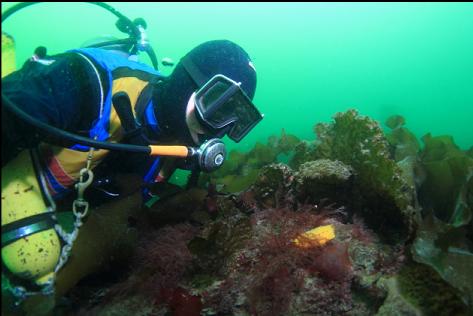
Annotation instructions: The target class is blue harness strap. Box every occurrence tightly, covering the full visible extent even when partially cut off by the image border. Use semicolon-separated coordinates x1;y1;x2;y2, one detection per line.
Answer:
68;48;161;150
63;48;168;198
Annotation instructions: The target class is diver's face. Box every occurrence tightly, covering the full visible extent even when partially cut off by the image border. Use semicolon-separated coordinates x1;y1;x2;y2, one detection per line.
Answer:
185;92;207;145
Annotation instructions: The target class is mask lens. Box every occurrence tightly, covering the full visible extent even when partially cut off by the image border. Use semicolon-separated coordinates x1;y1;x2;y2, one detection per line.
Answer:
227;92;262;142
199;81;231;111
195;75;263;142
196;77;238;128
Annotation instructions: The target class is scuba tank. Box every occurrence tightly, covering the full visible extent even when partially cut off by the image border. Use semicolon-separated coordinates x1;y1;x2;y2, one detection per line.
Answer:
1;150;61;288
1;30;61;299
1;32;15;77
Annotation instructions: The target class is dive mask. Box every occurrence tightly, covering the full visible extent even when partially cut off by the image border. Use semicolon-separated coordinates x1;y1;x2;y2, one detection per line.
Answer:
181;56;263;142
194;74;262;142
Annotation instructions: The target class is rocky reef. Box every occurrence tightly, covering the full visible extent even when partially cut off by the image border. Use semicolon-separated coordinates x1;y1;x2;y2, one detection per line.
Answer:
4;110;472;316
73;110;473;315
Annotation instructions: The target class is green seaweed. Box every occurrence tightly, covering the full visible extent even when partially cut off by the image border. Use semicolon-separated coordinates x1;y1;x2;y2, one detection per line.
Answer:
276;128;300;154
217;169;260;193
397;262;470;315
314;110;412;208
385;115;406;130
418;133;473;225
304;109;417;242
385;115;420;162
412;214;473;310
289;140;318;170
247;142;278;166
467;147;473;159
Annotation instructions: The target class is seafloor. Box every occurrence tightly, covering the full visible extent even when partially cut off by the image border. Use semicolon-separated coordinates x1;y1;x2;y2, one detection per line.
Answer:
3;109;472;316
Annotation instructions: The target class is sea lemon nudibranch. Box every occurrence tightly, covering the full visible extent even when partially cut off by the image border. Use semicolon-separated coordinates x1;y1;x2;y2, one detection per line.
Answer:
292;224;335;249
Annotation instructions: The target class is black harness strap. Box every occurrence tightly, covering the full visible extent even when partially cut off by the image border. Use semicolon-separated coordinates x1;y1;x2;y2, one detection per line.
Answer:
112;92;137;132
112;92;148;145
181;55;208;87
134;83;155;127
2;212;57;247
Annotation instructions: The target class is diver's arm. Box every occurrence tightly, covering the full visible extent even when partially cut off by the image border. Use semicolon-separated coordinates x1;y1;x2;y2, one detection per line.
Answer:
2;53;101;131
1;53;103;164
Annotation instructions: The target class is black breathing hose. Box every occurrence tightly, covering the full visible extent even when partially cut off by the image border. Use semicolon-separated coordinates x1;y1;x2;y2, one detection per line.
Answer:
2;94;151;154
2;2;135;33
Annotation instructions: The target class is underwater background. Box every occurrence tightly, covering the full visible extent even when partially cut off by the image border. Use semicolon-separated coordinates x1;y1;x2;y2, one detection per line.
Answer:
2;3;473;316
2;2;473;152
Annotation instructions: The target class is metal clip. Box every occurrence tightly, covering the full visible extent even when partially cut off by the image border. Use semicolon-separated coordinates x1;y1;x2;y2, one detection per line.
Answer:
73;168;94;218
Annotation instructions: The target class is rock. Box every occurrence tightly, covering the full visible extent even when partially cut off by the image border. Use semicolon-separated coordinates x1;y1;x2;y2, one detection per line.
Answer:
295;159;354;205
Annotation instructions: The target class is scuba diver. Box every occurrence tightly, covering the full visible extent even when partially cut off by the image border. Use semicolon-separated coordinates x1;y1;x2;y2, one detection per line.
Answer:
2;38;261;195
1;5;263;306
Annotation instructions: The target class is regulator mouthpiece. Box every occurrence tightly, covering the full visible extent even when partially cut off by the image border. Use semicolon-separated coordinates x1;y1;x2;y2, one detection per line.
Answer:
193;138;226;172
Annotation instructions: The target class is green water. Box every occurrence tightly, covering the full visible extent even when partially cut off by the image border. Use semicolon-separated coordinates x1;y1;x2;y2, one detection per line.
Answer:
2;2;473;152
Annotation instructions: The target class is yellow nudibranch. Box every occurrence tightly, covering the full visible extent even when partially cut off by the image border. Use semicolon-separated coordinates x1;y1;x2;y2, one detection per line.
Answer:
292;224;335;249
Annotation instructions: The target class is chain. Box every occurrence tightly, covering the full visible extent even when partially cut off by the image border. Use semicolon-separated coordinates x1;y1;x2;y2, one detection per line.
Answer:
72;147;95;218
57;145;96;272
